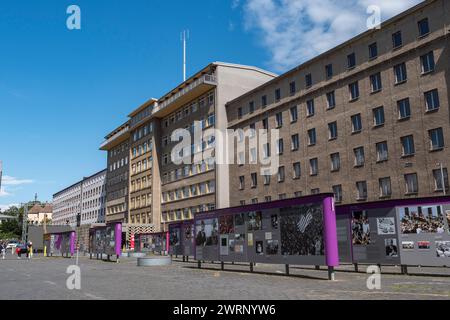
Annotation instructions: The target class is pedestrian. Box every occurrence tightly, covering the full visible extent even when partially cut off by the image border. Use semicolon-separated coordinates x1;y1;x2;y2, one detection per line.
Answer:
28;242;33;260
16;246;21;259
0;243;5;260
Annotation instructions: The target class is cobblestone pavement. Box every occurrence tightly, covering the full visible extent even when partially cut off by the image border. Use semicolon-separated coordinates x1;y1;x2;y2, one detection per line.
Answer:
0;253;449;300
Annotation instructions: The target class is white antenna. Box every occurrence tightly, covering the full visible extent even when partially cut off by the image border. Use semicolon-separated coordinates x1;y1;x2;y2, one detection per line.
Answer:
181;30;190;82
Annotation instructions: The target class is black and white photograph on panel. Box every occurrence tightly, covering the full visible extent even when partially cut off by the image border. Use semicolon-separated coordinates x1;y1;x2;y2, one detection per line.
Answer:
280;204;324;256
351;211;371;245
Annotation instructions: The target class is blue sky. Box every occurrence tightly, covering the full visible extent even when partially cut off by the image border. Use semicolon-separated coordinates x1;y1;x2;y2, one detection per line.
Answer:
0;0;422;210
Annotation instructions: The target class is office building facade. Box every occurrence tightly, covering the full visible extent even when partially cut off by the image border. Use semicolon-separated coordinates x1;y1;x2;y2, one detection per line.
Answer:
226;0;450;207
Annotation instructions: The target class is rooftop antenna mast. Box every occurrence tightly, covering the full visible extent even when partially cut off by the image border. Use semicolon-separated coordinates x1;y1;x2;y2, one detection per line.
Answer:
181;30;190;82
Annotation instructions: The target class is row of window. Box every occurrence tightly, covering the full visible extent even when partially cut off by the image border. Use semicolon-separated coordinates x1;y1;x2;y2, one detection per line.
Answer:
162;114;216;148
108;141;129;158
81;209;105;222
237;18;431;118
131;157;152;176
162;161;215;184
161;180;216;203
130;175;152;193
130;193;152;210
109;156;129;172
161;203;216;223
132;122;153;143
239;169;448;205
130;213;152;225
162;92;215;128
81;196;105;210
107;203;127;215
132;140;153;159
240;55;438;123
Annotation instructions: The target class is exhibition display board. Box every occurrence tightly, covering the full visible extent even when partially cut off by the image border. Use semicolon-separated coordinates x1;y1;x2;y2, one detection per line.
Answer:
194;194;339;267
169;220;194;256
336;196;450;267
89;223;122;257
137;232;169;254
44;231;76;257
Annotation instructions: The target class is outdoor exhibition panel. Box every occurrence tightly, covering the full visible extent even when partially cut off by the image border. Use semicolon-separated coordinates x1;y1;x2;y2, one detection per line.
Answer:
194;194;339;267
44;231;76;257
89;223;122;257
336;196;450;267
137;232;169;254
168;220;194;256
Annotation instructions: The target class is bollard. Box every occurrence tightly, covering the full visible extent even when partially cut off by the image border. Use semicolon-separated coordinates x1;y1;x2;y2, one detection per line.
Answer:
198;260;201;269
250;262;254;273
328;266;336;281
285;264;290;275
221;261;224;270
354;263;359;272
186;256;189;262
183;256;186;262
315;265;320;270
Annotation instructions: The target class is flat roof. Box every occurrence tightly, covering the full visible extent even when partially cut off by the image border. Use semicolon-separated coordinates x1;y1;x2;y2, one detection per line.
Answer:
104;121;129;140
53;169;107;198
127;98;158;118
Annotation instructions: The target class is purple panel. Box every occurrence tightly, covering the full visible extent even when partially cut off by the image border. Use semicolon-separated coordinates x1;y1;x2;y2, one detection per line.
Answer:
115;223;122;256
55;234;63;250
323;197;339;267
69;231;76;256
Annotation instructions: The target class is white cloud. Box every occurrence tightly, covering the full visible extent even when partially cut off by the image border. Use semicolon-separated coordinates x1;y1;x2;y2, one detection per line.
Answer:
2;175;34;186
240;0;423;71
0;189;11;197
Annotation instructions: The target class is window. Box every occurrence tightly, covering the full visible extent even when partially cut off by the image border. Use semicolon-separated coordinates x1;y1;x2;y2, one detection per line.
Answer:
356;181;368;200
263;143;271;158
401;135;415;156
311;188;320;195
354;147;365;167
397;98;411;119
347;53;356;69
239;176;245;190
263;171;271;185
333;185;343;203
392;31;402;48
425;89;439;111
418;18;430;37
394;63;407;84
278;166;285;183
373;107;385;126
251;198;258;204
262;118;269;130
305;73;312;87
379;177;392;197
325;64;333;79
249;148;257;164
279;194;287;200
262;95;267;108
429;128;444;150
276;138;284;155
376;141;389;162
351;114;362;133
294;192;302;198
293;162;301;179
305;99;315;116
265;196;272;202
276;112;283;128
349;81;359;100
308;128;317;146
433;168;449;191
405;173;418;194
249;123;256;138
290;106;298;123
421;52;435;73
208;114;215;127
163;154;168;165
310;158;318;176
326;91;336;109
238;107;243;119
289;81;296;95
328;122;338;140
275;88;281;101
370;73;382;92
369;42;378;59
238;151;245;166
249;101;255;114
291;134;299;151
251;173;257;188
330;153;340;172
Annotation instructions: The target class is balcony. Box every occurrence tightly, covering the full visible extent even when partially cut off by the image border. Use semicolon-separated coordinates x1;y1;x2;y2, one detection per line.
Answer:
153;74;217;117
